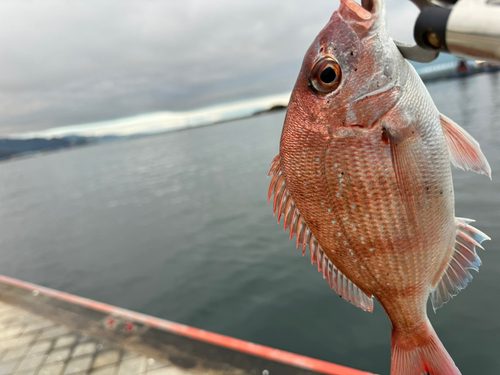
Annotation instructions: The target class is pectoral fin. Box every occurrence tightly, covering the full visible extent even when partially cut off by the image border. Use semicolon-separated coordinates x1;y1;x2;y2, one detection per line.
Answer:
440;113;491;178
387;131;427;226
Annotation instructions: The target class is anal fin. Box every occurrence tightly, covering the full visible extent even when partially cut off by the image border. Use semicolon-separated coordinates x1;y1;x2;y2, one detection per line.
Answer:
430;217;490;311
268;156;374;312
440;113;491;178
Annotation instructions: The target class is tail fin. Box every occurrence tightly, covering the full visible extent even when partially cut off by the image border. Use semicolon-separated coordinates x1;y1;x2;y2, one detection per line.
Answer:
391;320;461;375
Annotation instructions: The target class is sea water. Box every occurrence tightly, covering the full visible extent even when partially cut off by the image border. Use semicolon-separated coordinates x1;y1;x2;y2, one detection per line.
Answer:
0;72;499;374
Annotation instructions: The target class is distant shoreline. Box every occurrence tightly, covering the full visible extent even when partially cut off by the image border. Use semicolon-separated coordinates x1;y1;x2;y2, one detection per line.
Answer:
0;105;288;162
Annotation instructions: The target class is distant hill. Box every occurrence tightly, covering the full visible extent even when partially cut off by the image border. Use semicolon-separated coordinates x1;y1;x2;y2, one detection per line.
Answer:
0;137;95;161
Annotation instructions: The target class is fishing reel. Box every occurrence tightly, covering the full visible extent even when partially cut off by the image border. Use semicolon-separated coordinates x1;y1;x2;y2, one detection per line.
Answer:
396;0;500;63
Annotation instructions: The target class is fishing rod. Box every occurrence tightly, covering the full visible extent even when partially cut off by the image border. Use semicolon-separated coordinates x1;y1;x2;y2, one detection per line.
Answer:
396;0;500;63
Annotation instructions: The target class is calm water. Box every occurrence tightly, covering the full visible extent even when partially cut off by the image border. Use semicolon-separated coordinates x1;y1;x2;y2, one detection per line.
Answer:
0;72;499;374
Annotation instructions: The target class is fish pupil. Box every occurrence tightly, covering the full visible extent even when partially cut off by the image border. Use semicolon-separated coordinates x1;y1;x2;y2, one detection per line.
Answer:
320;67;336;84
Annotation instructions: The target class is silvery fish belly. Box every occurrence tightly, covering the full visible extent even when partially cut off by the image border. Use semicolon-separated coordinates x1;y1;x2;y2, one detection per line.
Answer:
268;1;491;374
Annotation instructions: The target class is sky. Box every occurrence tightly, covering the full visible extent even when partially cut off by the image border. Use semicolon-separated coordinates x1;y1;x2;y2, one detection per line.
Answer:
0;0;420;136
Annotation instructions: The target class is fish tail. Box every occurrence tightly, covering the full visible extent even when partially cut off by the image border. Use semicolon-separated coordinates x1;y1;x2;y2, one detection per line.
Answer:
391;319;461;375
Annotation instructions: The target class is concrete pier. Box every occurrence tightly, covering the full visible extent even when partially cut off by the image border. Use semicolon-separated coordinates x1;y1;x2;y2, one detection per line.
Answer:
0;276;376;375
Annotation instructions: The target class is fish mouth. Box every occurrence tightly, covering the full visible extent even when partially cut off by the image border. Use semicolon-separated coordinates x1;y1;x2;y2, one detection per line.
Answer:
341;0;379;20
361;0;375;12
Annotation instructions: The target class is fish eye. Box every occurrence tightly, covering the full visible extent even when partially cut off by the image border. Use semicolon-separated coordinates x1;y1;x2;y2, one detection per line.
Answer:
309;57;342;93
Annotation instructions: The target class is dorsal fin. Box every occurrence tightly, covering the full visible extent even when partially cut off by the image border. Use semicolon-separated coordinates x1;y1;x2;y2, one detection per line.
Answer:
430;217;490;311
268;156;374;312
440;113;491;178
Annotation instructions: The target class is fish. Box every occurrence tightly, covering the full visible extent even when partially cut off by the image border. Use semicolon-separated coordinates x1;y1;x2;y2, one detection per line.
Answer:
267;0;491;374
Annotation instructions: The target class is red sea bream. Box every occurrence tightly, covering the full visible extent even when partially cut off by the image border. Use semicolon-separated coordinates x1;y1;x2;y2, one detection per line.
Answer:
268;0;491;374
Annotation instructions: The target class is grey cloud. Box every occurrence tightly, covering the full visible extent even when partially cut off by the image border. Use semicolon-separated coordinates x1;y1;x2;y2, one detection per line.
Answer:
0;0;418;135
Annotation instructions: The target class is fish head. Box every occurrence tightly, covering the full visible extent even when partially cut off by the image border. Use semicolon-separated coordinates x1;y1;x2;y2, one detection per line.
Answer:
285;0;404;134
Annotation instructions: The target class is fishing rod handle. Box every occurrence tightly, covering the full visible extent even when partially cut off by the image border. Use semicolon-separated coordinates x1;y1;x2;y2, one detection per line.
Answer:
414;0;500;63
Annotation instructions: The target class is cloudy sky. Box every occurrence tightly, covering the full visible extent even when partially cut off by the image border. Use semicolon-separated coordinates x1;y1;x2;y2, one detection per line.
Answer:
0;0;419;135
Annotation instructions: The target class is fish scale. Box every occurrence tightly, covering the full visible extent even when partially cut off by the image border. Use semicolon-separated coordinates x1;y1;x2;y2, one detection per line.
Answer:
324;139;405;287
268;0;491;374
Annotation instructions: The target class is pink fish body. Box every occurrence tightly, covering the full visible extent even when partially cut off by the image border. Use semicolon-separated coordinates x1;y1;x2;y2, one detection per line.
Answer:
268;1;491;374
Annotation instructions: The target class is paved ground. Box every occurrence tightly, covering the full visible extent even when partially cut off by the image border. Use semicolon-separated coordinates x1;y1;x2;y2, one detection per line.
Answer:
0;301;187;375
0;276;375;375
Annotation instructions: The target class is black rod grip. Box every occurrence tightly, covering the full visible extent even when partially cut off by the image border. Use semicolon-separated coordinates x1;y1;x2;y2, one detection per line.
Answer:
414;6;452;52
